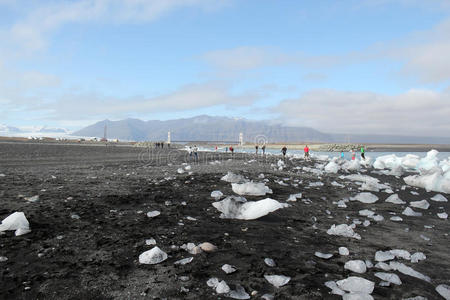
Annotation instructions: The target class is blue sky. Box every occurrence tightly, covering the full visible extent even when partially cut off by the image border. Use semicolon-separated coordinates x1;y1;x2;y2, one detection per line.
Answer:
1;0;450;136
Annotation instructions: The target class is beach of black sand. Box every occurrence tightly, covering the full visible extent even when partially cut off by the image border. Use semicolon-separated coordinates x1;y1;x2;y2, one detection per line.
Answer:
0;141;448;299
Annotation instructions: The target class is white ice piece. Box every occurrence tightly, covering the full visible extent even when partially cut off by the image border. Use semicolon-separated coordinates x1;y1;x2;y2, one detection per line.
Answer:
402;207;422;217
385;194;406;204
325;281;345;295
390;216;403;222
222;264;237;274
264;258;276;267
232;182;273;196
139;246;168;264
207;277;219;288
436;284;450;300
147;210;161;218
350;192;379;204
177;168;184;174
212;197;288;220
437;212;448;219
342;293;374;300
375;251;395;262
374;272;402;285
404;171;450;194
325;161;340;173
211;190;224;199
0;212;31;236
431;194;448;202
221;172;246;183
315;252;333;259
344;260;367;274
375;262;391;271
339;247;350;256
359;209;375;217
410;200;430;210
410;252;426;263
389;261;431;282
145;238;156;245
227;285;250;299
327;224;361;240
216;280;230;294
264;275;291;288
174;257;194;265
287;193;302;202
336;276;374;294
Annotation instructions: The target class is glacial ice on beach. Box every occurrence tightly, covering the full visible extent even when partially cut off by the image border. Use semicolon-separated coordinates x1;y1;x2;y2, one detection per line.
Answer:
389;261;431;282
139;246;168;264
350;192;379;204
226;285;251;299
231;182;273;196
287;193;302;202
411;252;426;263
315;252;333;259
211;190;224;199
264;258;276;267
385;194;406;204
147;210;161;218
0;212;31;236
431;194;448;202
437;212;448;219
336;276;375;294
212;197;288;220
374;272;402;285
222;264;237;274
325;281;346;295
404;168;450;194
402;207;422;217
327;224;361;240
174;257;194;265
216;280;231;294
344;260;367;274
342;293;374;300
221;172;246;183
436;284;450;300
410;200;430;209
264;275;291;287
325;159;340;173
339;247;350;256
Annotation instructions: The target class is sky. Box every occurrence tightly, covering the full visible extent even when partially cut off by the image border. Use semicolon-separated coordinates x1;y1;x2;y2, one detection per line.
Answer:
1;0;450;137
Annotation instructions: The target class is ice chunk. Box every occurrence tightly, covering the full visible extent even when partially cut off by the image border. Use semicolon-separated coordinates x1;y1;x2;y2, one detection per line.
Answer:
199;242;217;252
177;168;185;174
365;260;373;268
342;293;374;300
404;171;450;194
287;193;302;202
359;209;375;217
147;210;160;218
221;172;246;183
375;251;395;262
350;192;379;204
216;280;230;294
24;195;39;202
402;207;422;217
325;161;340;173
339;247;350;256
139;246;168;264
390;216;403;222
211;190;224;199
375;262;391;271
207;277;219;287
222;264;237;274
389;261;431;282
327;224;361;240
231;182;272;196
437;212;448;219
411;252;426;263
0;256;7;262
385;194;406;204
0;212;31;236
264;275;291;288
264;258;276;267
315;252;333;259
325;281;345;295
226;285;250;299
145;238;156;245
390;249;411;260
212;197;288;220
174;257;194;265
309;181;324;187
436;284;450;300
431;194;448;202
336;276;375;294
344;260;367;274
374;272;402;285
410;200;430;210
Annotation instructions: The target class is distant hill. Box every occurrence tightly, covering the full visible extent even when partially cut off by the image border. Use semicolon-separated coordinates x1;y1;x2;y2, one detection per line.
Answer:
72;115;332;143
72;115;450;144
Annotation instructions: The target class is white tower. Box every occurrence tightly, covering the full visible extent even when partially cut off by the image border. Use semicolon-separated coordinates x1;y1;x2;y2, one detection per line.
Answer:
239;132;244;146
168;131;171;144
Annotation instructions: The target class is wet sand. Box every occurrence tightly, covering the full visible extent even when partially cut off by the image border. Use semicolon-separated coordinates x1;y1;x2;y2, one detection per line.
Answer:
0;142;448;299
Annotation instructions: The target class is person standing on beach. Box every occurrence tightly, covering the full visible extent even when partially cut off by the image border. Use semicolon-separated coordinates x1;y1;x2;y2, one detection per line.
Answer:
360;146;365;160
193;145;198;162
304;145;310;160
262;145;266;155
281;146;287;158
341;151;345;160
255;145;259;155
230;146;234;156
352;150;356;160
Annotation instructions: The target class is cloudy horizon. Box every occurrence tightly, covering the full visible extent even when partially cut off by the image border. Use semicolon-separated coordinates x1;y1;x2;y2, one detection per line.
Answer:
1;0;450;138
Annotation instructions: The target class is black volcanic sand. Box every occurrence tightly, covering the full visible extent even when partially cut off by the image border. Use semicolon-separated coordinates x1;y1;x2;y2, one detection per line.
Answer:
0;142;449;299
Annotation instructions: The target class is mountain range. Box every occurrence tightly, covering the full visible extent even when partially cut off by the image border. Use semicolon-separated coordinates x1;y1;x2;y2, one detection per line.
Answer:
72;116;450;144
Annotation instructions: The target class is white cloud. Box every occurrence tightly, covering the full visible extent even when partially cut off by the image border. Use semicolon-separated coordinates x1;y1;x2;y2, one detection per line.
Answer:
276;88;450;137
37;81;259;120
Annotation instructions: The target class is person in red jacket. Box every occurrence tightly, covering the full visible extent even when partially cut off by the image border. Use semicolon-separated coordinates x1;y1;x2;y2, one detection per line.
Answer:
304;145;310;160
